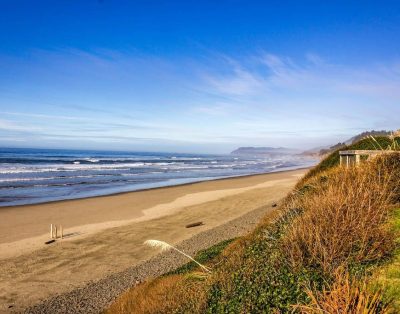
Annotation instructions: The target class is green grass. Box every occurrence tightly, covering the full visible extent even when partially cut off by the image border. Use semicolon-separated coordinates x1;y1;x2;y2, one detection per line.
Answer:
371;208;400;311
165;238;236;275
206;208;318;313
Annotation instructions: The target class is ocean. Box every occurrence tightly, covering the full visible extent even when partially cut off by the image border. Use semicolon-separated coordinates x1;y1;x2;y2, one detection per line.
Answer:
0;148;317;207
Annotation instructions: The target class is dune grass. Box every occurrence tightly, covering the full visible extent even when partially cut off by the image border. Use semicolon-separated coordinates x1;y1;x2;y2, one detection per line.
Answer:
106;144;400;313
284;161;396;275
105;274;208;314
298;272;391;314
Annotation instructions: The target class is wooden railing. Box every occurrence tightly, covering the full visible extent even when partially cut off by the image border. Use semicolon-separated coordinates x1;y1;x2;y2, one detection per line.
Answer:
339;150;398;167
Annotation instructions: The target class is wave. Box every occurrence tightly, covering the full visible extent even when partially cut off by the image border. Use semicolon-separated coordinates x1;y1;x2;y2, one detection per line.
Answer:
0;174;119;183
0;156;208;165
0;149;318;207
0;160;278;175
0;162;156;174
0;159;256;174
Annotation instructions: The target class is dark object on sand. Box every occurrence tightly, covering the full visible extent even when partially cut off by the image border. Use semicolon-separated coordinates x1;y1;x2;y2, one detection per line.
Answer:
185;222;204;228
272;203;278;207
45;239;56;245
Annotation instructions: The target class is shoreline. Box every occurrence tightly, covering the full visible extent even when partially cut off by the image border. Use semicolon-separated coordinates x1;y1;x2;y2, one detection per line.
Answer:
0;166;312;209
0;168;306;312
0;169;307;259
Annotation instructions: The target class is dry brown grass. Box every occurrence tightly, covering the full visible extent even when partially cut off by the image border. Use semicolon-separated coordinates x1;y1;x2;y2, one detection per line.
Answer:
105;274;207;314
283;155;399;274
105;236;245;314
297;272;391;314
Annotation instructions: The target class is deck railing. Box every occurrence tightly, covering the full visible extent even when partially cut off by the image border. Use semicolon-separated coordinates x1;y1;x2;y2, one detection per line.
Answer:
339;150;398;167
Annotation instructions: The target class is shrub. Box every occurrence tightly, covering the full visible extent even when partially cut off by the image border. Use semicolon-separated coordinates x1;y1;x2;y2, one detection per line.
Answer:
283;156;398;275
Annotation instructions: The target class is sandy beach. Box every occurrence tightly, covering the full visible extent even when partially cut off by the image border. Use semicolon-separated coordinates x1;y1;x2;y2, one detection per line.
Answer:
0;169;306;313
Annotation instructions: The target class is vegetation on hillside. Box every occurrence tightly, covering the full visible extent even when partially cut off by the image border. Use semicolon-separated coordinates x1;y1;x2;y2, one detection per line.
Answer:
106;138;400;314
318;130;394;156
304;136;400;181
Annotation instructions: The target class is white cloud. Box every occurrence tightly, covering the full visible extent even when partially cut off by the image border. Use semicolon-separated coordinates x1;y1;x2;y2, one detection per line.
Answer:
202;62;264;96
1;48;399;151
201;52;400;102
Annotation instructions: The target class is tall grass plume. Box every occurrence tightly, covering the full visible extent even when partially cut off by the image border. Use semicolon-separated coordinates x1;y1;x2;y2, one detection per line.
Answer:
144;240;211;273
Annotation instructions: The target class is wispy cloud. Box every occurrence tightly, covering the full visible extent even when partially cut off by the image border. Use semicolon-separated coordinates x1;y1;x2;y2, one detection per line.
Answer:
1;48;399;152
200;52;400;101
200;55;264;96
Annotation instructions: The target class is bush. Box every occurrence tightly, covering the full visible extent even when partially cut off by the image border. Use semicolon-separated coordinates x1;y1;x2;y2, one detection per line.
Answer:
283;158;397;275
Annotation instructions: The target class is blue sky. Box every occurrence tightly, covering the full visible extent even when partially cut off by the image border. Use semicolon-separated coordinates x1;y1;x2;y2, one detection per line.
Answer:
0;1;399;153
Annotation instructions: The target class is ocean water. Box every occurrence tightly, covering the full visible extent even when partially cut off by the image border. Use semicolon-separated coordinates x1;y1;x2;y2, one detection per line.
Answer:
0;148;317;207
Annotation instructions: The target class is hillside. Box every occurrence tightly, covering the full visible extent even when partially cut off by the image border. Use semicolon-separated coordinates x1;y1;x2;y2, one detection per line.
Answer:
107;136;400;313
304;130;397;157
303;135;400;180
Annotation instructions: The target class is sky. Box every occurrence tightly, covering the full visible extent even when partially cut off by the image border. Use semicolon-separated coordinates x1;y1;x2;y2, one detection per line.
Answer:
0;1;399;153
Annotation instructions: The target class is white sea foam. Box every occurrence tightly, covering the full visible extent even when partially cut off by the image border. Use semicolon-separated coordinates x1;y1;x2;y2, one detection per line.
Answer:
85;158;99;163
0;167;63;174
0;162;163;174
0;159;273;175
